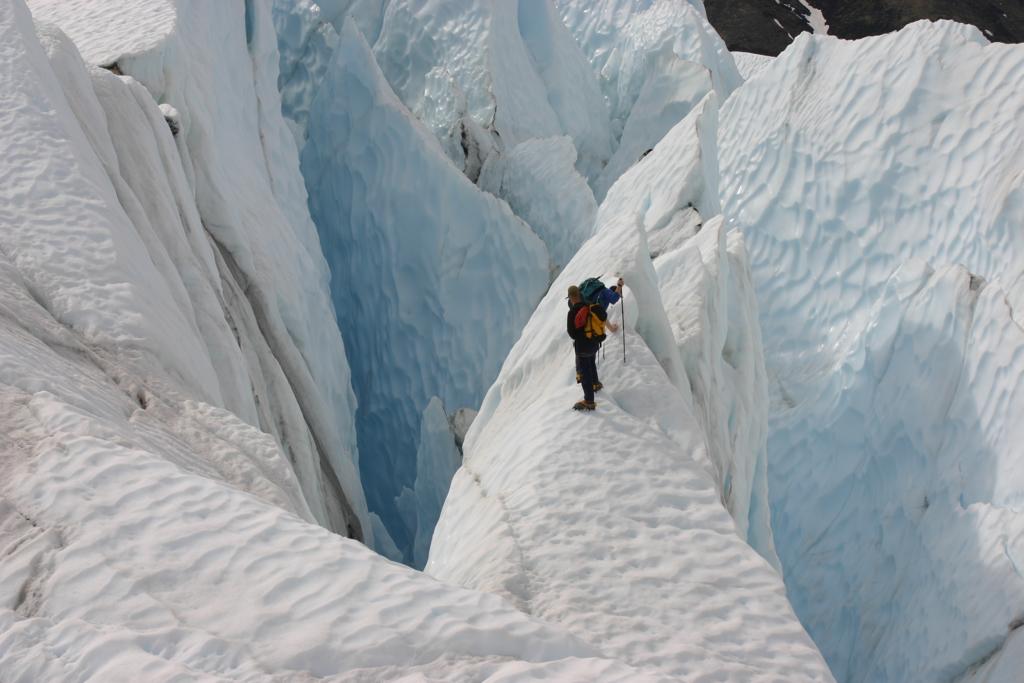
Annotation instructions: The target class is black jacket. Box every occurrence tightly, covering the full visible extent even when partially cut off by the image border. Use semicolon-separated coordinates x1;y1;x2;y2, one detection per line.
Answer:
567;301;607;354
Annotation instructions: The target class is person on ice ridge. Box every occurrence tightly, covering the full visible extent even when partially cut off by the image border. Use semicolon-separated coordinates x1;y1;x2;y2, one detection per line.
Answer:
566;278;623;411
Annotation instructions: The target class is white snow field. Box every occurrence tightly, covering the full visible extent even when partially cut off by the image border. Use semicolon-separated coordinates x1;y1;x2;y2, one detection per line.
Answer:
719;21;1024;682
428;95;831;681
301;19;550;557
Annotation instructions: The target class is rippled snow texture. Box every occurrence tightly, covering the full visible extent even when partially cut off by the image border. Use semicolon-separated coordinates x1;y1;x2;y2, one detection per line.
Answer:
720;21;1024;682
34;0;373;539
24;0;175;65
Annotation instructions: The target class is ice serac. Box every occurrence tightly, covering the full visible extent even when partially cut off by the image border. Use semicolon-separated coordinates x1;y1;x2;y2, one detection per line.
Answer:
407;397;463;570
478;136;598;273
428;104;829;681
554;0;741;138
24;0;368;537
719;21;1024;682
272;0;339;147
371;0;612;182
302;20;548;556
655;219;776;565
593;50;712;201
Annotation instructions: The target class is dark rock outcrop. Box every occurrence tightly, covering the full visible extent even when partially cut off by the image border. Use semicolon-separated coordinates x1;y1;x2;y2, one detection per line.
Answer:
705;0;1024;56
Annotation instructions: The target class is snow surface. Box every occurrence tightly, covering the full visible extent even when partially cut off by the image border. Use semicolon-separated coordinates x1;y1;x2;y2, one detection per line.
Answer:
302;20;549;556
428;92;829;681
24;0;175;66
719;21;1024;682
732;52;774;81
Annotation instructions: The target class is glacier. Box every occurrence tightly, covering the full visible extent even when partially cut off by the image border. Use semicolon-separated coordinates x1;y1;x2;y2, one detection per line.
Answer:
719;20;1024;683
2;0;1024;680
732;51;774;81
477;136;598;274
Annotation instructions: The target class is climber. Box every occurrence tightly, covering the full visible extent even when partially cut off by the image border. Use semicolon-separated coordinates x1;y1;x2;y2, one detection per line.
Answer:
567;279;622;411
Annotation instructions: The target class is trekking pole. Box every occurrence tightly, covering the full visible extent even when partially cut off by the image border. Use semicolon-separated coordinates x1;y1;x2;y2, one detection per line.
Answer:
621;285;627;364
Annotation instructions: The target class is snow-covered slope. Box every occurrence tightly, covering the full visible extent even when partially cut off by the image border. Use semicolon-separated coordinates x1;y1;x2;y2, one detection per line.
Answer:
719;20;1024;682
428;94;829;681
301;20;549;557
24;0;176;66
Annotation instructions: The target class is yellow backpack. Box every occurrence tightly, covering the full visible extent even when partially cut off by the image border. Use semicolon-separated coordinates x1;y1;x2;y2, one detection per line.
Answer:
574;304;606;340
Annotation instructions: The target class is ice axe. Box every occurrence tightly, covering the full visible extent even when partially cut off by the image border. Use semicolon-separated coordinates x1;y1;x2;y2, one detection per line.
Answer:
618;277;626;364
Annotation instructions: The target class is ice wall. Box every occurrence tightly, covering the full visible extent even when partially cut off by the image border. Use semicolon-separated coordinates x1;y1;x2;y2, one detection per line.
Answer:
272;0;339;146
428;105;828;681
302;20;549;557
371;0;613;183
23;0;368;537
719;21;1024;681
655;218;776;565
407;398;463;570
477;136;598;273
555;0;740;141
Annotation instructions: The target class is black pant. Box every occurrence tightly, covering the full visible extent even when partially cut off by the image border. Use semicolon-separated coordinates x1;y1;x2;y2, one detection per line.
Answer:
577;352;599;402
